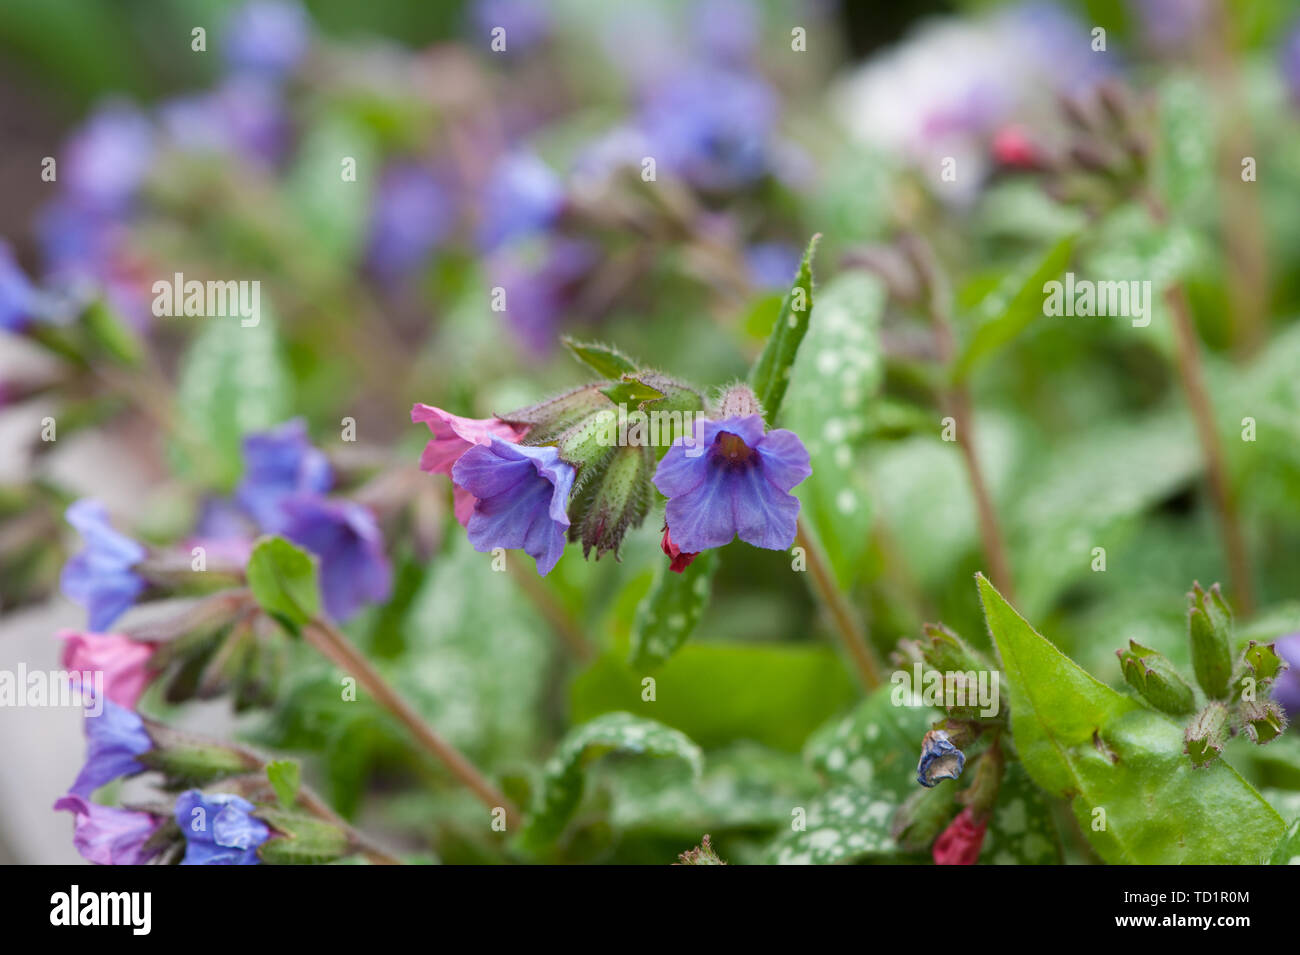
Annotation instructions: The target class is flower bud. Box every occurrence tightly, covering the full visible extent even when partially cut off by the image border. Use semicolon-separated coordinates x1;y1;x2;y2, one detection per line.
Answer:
1243;640;1288;684
716;383;762;420
916;728;965;788
255;808;353;865
932;807;987;865
503;384;614;445
1188;582;1233;699
1116;639;1196;715
568;443;652;559
675;834;726;865
1184;701;1229;768
1239;700;1287;745
140;720;262;787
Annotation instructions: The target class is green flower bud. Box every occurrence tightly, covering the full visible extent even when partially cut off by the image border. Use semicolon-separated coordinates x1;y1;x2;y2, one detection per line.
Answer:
1242;641;1287;684
504;384;615;446
568;443;652;559
1239;700;1287;745
139;720;262;787
675;834;726;865
1188;582;1233;700
255;809;353;865
1184;701;1229;769
1116;640;1196;715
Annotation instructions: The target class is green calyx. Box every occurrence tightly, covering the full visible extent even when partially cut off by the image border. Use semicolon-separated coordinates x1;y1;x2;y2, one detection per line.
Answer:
1117;640;1196;716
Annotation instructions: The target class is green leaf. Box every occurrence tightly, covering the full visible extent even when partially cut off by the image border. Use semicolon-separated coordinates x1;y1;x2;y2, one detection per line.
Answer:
784;272;885;588
978;574;1285;863
599;377;665;408
520;712;702;851
629;550;718;668
266;760;301;808
764;786;905;864
284;116;376;268
246;536;321;633
980;762;1061;865
562;338;639;379
1269;817;1300;865
953;233;1076;382
749;234;819;424
575;642;858;754
171;311;293;489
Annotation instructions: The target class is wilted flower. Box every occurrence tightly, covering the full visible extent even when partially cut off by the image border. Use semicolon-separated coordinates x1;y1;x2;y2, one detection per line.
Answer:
916;728;965;788
222;0;311;79
366;163;455;280
53;794;164;865
661;526;698;574
174;790;270;865
235;419;333;533
69;700;153;798
412;403;530;524
452;436;576;575
280;496;393;622
60;499;148;632
652;412;810;554
933;807;987;865
58;630;155;709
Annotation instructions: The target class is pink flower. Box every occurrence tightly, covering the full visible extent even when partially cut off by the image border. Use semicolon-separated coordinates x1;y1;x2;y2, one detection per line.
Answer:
411;403;528;524
54;794;162;865
933;807;988;865
58;630;154;709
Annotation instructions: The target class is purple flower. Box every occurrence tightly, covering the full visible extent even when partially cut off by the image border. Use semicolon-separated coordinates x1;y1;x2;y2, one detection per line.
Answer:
477;151;565;251
222;0;311;79
1273;633;1300;721
60;499;148;632
916;729;965;788
637;67;776;192
235;419;333;533
652;414;810;554
0;240;40;333
1283;21;1300;105
160;76;289;165
745;242;799;290
1132;0;1210;51
366;163;455;280
281;496;393;621
54;794;162;865
695;0;761;66
452;437;576;575
175;790;270;865
69;700;153;798
472;0;553;54
63;102;154;214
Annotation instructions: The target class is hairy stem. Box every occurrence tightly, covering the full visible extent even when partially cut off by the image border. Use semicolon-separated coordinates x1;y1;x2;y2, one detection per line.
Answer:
796;520;883;689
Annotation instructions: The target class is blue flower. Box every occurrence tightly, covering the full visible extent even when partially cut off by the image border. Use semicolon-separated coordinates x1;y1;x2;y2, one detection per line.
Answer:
366;163;455;280
471;0;553;54
1284;20;1300;105
281;496;393;622
63;102;154;214
160;76;289;165
54;794;164;865
652;414;810;554
235;419;333;533
175;790;270;865
477;152;565;251
745;242;800;290
222;0;311;80
60;499;148;632
488;239;596;356
0;240;40;333
452;437;576;575
916;729;965;788
69;700;153;798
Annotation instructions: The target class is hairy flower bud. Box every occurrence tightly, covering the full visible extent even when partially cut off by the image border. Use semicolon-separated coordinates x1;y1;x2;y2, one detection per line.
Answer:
1184;701;1229;768
255;808;352;865
1188;582;1233;700
568;443;652;559
1239;700;1287;745
1117;639;1196;715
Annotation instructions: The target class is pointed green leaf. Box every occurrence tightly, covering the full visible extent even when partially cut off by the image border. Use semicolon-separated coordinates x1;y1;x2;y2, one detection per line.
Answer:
266;759;301;808
977;574;1284;863
980;762;1062;865
749;234;819;424
629;550;718;668
562;338;640;379
247;536;321;633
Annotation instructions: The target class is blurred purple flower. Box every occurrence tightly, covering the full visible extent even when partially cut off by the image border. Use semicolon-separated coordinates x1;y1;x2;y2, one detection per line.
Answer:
175;790;269;865
638;66;777;191
222;0;311;79
1282;22;1300;105
1131;0;1210;51
54;794;163;865
281;496;393;621
160;76;290;165
63;102;154;215
477;151;565;251
366;163;455;280
745;242;799;290
489;239;596;356
695;0;760;66
60;499;148;632
37;203;154;331
452;437;575;575
235;418;333;533
0;240;40;332
472;0;552;53
68;700;153;798
1273;633;1300;721
653;414;810;553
